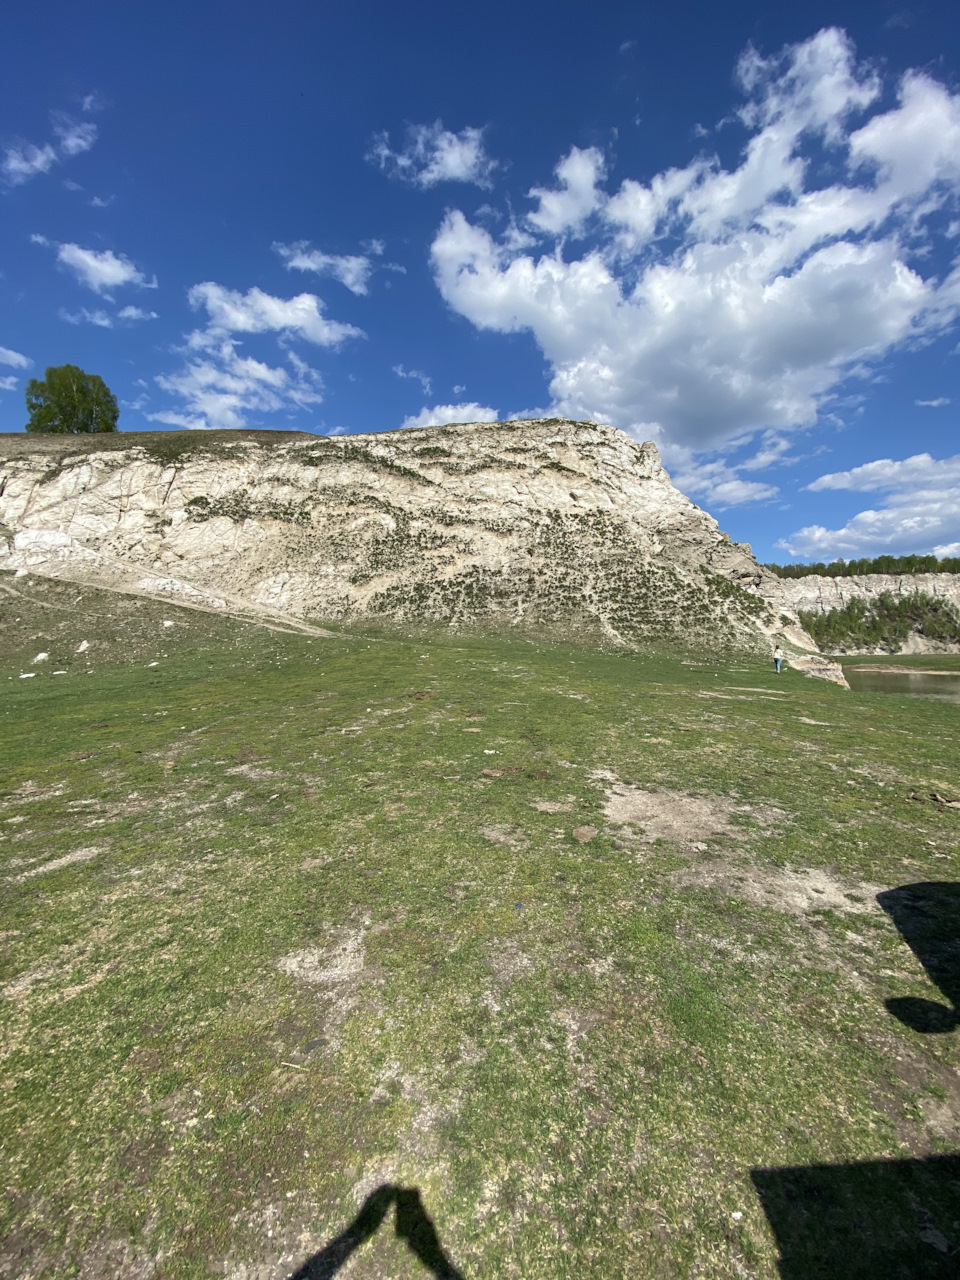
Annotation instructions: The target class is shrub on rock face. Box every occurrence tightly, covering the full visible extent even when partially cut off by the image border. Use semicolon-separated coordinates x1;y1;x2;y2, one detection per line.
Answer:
25;364;119;434
799;591;960;651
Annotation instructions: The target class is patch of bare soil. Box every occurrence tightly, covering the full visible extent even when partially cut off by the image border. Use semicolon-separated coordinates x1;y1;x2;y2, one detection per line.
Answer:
277;929;366;985
597;778;782;849
672;861;884;917
489;939;532;986
1;780;68;808
276;928;372;1050
225;763;280;781
1;963;57;1002
530;796;576;814
9;845;103;882
479;824;529;850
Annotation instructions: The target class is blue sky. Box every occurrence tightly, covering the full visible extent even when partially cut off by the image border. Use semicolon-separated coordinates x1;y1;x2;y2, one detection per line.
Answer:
2;0;959;564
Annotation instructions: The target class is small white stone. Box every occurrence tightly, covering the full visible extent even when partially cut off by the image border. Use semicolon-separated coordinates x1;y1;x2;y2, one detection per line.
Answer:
75;640;89;654
33;652;49;663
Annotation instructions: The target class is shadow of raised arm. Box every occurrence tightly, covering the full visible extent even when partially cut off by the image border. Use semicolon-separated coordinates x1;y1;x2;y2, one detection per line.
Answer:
289;1183;464;1279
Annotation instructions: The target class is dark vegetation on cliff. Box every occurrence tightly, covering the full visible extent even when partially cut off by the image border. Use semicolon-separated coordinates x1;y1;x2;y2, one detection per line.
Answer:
765;555;960;579
799;591;960;651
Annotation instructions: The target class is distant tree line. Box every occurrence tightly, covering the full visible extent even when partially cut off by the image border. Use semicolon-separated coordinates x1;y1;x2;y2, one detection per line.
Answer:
764;555;960;579
799;592;960;652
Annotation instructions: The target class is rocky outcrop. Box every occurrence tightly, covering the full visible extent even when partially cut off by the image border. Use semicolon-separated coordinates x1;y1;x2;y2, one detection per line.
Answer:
763;571;960;654
770;573;960;616
0;419;808;650
786;654;850;688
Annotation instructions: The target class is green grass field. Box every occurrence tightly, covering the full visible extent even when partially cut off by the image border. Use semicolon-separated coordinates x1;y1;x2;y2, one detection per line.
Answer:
2;574;958;1278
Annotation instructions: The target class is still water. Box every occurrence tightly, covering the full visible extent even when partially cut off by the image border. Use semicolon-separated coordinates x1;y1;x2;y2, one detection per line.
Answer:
843;667;960;703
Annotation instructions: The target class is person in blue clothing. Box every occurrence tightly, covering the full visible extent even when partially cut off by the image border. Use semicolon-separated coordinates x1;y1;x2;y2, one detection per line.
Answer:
774;644;784;674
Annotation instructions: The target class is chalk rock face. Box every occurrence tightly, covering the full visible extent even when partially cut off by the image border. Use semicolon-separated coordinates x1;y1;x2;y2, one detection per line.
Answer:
770;573;960;616
0;419;793;647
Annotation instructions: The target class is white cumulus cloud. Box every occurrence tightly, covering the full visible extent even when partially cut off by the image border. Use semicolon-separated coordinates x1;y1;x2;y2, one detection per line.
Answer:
154;280;363;430
666;449;781;509
0;346;30;368
369;120;496;188
0;375;19;392
153;340;325;431
274;241;375;295
429;28;960;478
527;147;607;235
188;282;361;346
36;240;154;296
779;452;960;556
401;402;499;430
117;305;158;322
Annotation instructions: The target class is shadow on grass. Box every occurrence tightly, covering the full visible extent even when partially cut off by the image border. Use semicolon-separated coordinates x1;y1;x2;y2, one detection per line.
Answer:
752;1155;960;1277
290;1184;464;1278
878;881;960;1033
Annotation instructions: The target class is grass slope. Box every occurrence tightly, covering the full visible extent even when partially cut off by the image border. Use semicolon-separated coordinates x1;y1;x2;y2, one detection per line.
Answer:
1;573;958;1278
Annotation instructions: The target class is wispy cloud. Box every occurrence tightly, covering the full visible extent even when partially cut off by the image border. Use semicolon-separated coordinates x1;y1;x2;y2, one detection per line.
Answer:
780;452;960;556
50;111;97;157
369;120;496;189
152;340;325;431
915;397;950;407
153;281;363;429
3;100;100;187
273;241;375;295
393;364;432;395
59;304;159;328
59;307;114;328
2;143;58;185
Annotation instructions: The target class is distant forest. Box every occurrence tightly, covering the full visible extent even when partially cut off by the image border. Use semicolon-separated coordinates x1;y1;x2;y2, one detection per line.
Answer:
764;554;960;579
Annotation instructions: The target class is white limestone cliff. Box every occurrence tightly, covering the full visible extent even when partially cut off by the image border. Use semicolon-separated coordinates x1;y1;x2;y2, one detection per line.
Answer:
0;418;811;651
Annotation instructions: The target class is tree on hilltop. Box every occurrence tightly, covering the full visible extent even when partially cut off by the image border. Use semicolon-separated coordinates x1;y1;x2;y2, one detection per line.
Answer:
25;364;119;434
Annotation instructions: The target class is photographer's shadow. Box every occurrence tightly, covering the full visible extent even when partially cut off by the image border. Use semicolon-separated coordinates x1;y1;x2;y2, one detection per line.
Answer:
877;881;960;1033
290;1184;464;1279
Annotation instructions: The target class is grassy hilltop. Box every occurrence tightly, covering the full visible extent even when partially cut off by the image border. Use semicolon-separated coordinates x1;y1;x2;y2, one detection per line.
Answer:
1;573;958;1278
